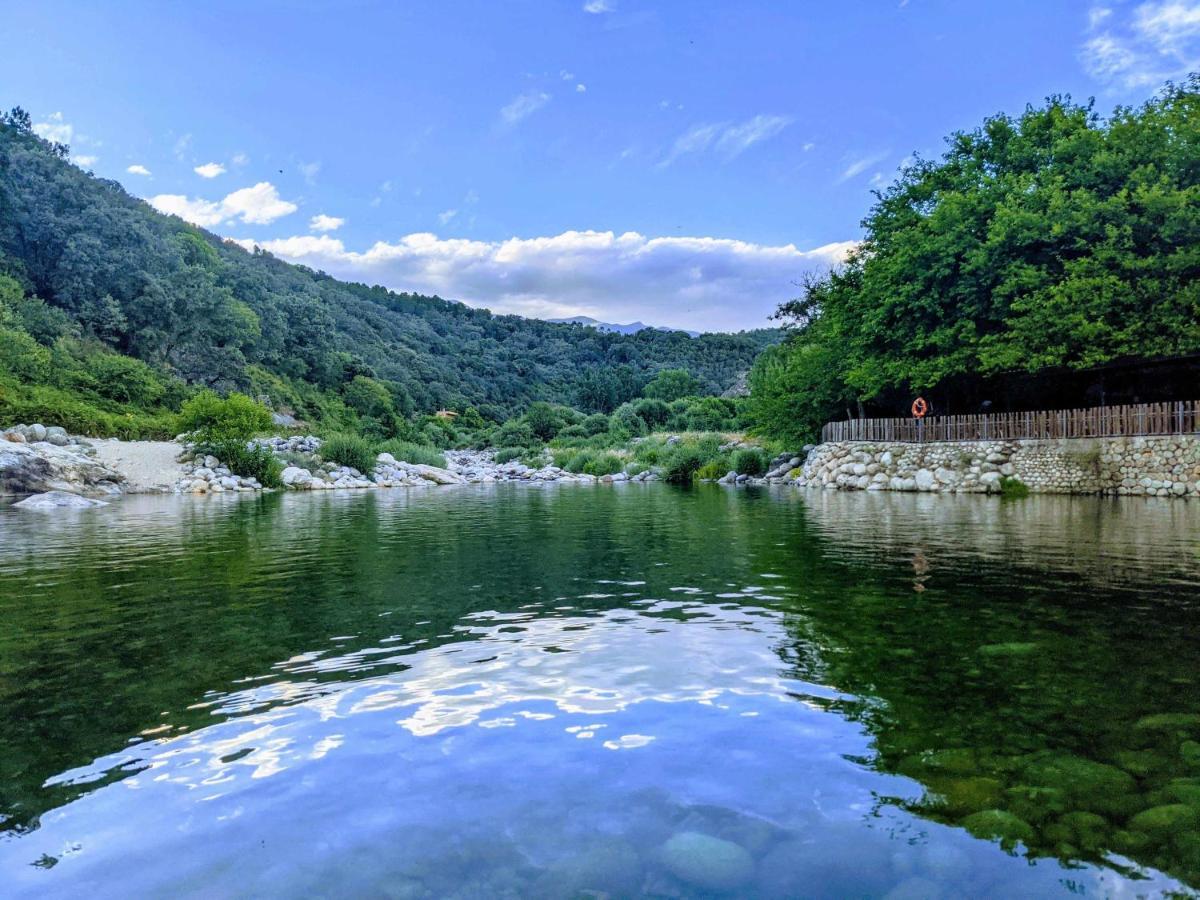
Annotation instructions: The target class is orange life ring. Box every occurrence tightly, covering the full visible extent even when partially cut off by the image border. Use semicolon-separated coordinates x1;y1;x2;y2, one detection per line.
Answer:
911;397;928;419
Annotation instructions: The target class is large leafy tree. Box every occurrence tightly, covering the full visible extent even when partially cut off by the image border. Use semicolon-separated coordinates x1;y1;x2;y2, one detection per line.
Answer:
754;76;1200;443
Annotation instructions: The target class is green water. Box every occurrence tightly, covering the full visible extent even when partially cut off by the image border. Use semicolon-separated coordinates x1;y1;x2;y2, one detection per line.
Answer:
1;486;1198;897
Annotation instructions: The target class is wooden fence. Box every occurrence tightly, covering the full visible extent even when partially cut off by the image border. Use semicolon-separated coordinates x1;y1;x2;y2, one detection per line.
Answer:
820;400;1200;444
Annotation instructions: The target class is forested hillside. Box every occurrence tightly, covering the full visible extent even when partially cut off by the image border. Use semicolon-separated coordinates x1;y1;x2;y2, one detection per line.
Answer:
751;76;1200;445
0;108;777;434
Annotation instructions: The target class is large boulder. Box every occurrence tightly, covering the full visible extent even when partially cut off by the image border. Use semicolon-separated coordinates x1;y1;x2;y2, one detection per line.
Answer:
280;466;314;488
14;490;108;510
659;831;754;892
408;464;466;485
0;442;124;497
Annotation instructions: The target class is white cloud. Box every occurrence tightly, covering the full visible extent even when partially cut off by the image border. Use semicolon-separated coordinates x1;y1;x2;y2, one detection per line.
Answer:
127;164;152;176
309;214;345;232
438;209;459;225
232;152;249;166
33;112;72;145
576;83;588;93
560;70;576;80
194;162;226;178
149;181;298;227
714;114;793;158
583;0;613;11
73;154;98;168
660;114;793;167
173;133;192;162
298;160;321;184
838;151;889;182
500;91;551;125
1081;1;1200;89
229;229;856;332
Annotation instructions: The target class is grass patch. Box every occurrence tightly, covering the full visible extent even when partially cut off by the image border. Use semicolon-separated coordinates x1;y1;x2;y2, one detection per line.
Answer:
1000;476;1030;498
376;439;445;468
320;433;377;473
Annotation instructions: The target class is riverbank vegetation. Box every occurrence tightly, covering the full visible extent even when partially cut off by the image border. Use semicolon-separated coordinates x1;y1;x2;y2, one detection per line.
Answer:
0;106;776;444
750;77;1200;447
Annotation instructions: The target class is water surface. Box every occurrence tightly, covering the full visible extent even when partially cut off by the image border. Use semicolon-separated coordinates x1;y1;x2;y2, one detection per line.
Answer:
1;486;1198;897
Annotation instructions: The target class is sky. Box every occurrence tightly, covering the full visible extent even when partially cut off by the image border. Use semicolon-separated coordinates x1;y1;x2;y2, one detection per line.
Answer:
2;0;1198;332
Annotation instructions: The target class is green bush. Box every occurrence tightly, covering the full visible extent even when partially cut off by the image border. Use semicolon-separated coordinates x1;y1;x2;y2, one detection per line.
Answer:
84;353;167;406
208;439;282;488
663;444;707;482
0;381;177;438
582;413;610;435
524;401;564;442
562;449;597;473
0;327;51;381
494;418;535;448
732;447;768;476
558;424;587;440
494;446;525;464
276;449;319;470
321;432;377;473
632;397;671;428
582;452;624;476
696;461;726;480
610;402;648;436
1000;476;1030;498
376;438;446;468
178;391;273;444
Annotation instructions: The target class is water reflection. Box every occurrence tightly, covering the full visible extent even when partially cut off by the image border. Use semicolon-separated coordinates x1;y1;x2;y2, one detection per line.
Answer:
0;486;1197;897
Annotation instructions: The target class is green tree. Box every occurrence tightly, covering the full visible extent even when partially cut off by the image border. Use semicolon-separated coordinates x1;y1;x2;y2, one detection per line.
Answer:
643;368;700;402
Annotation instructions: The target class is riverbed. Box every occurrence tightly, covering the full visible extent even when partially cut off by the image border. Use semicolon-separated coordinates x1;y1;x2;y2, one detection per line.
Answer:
1;486;1198;897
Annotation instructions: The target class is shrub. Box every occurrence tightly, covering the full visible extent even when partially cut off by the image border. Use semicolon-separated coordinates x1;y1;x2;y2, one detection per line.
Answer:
562;449;597;473
85;353;166;407
1000;476;1030;498
178;391;272;444
685;396;737;431
376;439;446;468
610;402;648;436
209;439;282;488
582;413;610;435
663;444;707;482
320;432;377;473
524;401;563;442
643;368;701;402
732;447;768;476
632;397;671;428
494;446;525;464
696;461;726;481
558;424;587;440
494;419;535;448
0;327;51;381
582;452;624;476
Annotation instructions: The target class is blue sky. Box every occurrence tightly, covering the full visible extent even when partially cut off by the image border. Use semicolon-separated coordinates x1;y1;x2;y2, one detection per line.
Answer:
3;0;1197;331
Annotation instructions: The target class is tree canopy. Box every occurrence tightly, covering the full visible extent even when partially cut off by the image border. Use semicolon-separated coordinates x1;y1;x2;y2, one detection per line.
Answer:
752;77;1200;446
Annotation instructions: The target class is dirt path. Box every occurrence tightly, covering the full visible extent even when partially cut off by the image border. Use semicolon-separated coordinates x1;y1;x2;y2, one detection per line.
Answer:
91;440;185;493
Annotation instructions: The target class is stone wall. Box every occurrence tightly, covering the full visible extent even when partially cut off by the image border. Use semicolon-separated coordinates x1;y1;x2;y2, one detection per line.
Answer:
793;435;1200;497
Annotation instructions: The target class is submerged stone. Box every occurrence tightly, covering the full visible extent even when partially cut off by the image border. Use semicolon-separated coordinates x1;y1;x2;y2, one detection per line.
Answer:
1134;713;1200;733
1021;755;1138;816
659;831;754;891
1127;804;1200;836
961;809;1036;849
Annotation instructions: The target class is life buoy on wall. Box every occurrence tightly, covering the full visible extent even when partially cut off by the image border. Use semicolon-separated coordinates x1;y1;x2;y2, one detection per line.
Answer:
911;397;929;419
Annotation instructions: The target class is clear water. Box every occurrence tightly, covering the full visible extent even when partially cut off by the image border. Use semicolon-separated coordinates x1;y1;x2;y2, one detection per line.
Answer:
1;486;1199;898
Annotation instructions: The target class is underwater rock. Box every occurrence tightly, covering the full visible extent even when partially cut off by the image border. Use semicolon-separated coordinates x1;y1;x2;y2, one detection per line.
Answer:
1020;755;1138;816
756;830;895;899
961;810;1036;849
532;838;642;898
923;777;1003;816
1127;804;1200;836
659;831;754;892
1133;713;1200;733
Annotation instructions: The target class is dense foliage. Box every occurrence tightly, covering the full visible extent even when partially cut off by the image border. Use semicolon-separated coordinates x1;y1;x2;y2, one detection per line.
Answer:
0;108;776;436
751;77;1200;446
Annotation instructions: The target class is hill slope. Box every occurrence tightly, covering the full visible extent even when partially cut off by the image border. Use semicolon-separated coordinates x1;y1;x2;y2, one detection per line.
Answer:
0;112;778;422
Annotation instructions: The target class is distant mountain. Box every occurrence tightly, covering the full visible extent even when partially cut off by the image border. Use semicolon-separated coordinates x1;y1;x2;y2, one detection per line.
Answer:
548;315;702;339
